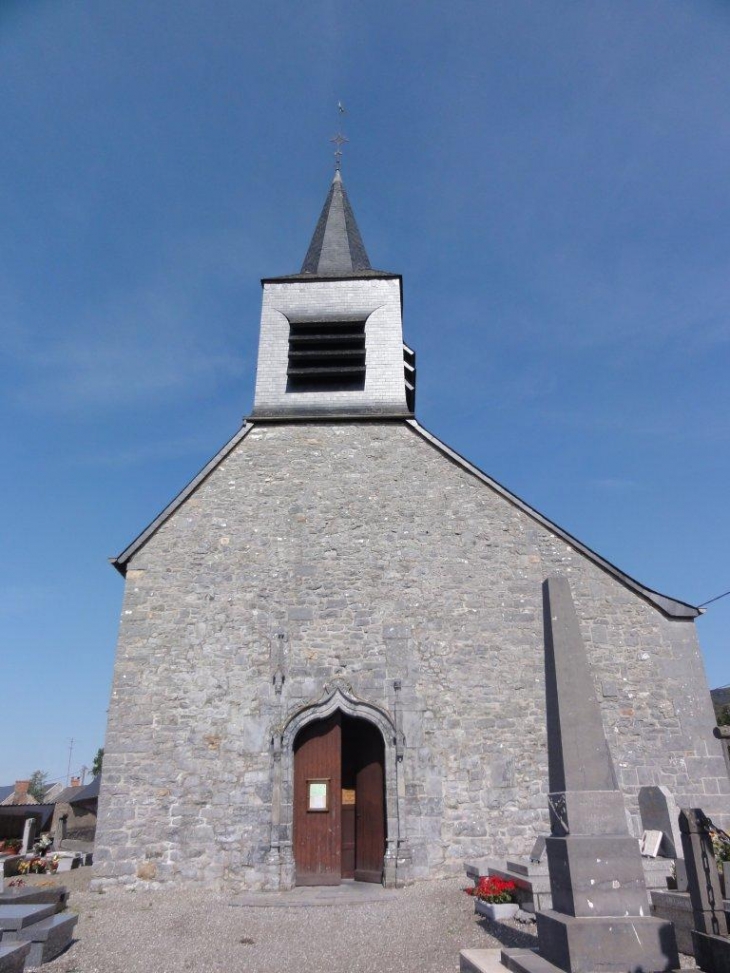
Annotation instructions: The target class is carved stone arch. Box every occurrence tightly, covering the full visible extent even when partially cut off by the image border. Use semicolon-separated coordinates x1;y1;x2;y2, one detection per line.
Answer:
268;681;408;889
281;682;396;752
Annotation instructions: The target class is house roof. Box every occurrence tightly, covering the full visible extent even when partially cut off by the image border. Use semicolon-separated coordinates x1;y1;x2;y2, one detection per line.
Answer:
52;784;86;805
0;785;13;803
70;775;101;804
1;790;39;807
43;782;65;803
110;418;700;620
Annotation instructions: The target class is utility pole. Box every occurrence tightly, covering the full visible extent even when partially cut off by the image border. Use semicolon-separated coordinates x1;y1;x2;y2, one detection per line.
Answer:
66;738;74;786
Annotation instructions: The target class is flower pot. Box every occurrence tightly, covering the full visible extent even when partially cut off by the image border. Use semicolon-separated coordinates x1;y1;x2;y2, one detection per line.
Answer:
475;899;519;921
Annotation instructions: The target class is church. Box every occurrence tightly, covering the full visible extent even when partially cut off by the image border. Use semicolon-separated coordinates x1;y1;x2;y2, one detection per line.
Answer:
93;169;728;891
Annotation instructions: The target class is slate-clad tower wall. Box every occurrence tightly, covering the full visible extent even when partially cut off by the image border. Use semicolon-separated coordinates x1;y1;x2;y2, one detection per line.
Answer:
93;172;729;892
252;277;409;418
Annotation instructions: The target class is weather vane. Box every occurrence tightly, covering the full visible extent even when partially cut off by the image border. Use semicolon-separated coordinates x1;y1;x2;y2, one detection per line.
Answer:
330;101;348;171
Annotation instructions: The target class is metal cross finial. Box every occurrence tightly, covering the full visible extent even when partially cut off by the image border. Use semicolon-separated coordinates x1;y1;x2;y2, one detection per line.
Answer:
330;101;348;170
330;132;348;170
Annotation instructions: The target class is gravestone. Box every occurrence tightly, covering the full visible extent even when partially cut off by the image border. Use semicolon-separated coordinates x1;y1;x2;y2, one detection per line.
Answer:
639;786;683;858
501;577;679;973
679;808;730;973
20;819;35;855
529;836;546;863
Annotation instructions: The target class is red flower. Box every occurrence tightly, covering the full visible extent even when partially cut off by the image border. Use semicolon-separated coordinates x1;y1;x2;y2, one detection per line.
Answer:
468;876;517;903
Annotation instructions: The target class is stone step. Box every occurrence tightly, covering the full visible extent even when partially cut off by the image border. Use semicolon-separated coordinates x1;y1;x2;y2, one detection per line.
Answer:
465;860;551;894
487;863;552;895
465;860;494;882
460;947;508;973
0;905;55;932
0;942;30;973
15;912;79;968
505;860;549;878
501;947;562;973
465;860;553;914
0;887;68;912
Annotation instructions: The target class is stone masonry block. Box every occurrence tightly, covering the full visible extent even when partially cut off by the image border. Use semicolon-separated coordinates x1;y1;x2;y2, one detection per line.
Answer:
537;910;679;973
546;835;650;918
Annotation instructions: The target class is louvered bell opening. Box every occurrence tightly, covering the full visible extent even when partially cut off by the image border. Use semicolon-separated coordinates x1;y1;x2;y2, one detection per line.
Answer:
403;343;416;413
287;321;366;392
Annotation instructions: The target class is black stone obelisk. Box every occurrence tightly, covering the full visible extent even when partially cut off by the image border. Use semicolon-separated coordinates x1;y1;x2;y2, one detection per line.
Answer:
503;577;678;973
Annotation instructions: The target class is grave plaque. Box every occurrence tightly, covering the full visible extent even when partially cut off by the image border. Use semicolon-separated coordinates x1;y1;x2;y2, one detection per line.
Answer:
638;785;683;859
640;830;664;857
530;835;546;863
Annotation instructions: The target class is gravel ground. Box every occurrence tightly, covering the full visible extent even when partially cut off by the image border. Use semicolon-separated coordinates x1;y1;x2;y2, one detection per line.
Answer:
20;871;538;973
16;870;697;973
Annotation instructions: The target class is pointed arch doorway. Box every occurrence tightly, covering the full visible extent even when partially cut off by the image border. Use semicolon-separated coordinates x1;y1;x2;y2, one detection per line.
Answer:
293;711;386;886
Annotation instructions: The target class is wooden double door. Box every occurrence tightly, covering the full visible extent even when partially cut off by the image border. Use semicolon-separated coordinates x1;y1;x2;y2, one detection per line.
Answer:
293;712;386;886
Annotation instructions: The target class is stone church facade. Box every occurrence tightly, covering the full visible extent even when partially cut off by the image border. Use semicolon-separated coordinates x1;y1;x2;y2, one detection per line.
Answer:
94;171;728;891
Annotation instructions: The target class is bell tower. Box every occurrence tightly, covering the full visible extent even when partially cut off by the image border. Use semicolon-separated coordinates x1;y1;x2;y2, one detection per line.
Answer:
251;171;416;419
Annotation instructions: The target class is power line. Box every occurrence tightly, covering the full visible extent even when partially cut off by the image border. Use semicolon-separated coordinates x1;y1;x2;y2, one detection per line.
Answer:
698;589;730;608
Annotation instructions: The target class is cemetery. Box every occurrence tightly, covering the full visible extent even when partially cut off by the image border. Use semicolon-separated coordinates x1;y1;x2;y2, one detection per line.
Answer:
0;811;92;970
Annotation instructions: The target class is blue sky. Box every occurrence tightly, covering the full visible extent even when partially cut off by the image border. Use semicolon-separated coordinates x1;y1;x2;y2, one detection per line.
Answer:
1;0;729;783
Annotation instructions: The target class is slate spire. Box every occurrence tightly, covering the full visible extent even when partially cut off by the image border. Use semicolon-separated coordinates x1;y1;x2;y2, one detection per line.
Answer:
300;170;373;276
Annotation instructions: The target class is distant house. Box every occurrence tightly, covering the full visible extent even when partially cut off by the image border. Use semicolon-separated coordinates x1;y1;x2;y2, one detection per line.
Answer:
0;781;39;807
0;781;53;841
52;776;100;849
0;777;100;849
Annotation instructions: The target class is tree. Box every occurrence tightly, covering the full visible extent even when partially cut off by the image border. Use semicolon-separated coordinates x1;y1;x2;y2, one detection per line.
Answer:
28;770;49;802
92;747;104;777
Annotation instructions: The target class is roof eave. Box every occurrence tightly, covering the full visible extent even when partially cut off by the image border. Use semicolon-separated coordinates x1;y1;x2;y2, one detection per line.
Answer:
261;271;401;285
110;414;699;620
111;422;254;576
405;419;700;620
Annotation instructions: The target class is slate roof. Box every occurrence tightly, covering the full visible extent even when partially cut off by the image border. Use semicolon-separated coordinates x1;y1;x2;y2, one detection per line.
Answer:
112;423;254;573
110;419;700;619
265;171;397;281
0;785;13;803
70;775;101;804
52;784;86;805
407;420;700;619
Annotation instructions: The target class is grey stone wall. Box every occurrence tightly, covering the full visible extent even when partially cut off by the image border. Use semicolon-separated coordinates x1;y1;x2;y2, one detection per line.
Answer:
94;421;728;890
